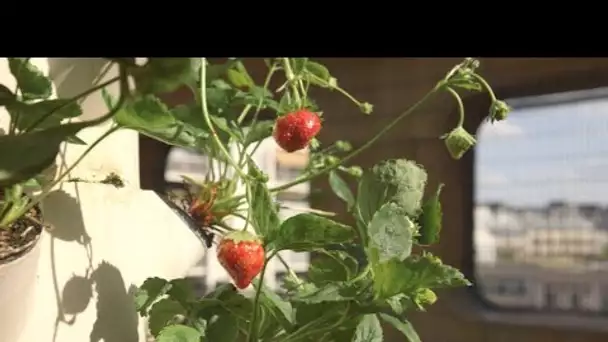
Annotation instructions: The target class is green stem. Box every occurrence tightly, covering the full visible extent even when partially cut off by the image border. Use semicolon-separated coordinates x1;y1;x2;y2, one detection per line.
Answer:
208;155;216;180
213;221;235;232
241;183;252;232
349;264;371;284
247;251;276;342
25;75;121;133
278;303;351;342
282;58;302;107
471;73;497;102
199;58;248;180
309;73;363;107
268;83;442;193
20;125;121;219
215;78;445;208
276;253;302;285
230;211;249;222
10;66;129;223
237;62;278;168
445;87;465;127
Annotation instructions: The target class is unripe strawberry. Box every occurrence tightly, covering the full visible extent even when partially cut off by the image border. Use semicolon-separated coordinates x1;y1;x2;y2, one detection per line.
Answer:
273;109;322;153
217;230;265;289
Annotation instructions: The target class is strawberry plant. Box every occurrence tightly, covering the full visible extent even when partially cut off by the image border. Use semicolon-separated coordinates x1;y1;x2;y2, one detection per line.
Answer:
0;58;130;263
127;58;510;342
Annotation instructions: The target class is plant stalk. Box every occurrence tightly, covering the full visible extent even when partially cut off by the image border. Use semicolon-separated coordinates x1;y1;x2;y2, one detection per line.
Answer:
247;251;276;342
282;58;302;107
199;58;249;180
268;84;442;193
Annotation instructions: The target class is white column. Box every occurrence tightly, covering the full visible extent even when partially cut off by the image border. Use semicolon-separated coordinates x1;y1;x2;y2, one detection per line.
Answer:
0;58;207;342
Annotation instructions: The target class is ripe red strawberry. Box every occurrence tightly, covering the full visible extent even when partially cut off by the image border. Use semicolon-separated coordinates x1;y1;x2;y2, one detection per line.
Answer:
217;231;265;289
273;109;322;152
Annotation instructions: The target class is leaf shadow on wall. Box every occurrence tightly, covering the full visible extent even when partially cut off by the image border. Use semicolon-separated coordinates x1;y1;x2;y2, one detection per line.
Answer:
44;188;139;342
89;262;139;342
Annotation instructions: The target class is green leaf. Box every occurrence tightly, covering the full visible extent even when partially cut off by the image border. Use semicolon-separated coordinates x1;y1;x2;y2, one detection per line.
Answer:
372;259;417;299
367;203;415;264
378;313;421;342
21;177;42;190
372;252;471;299
115;95;174;129
250;281;294;339
328;170;355;209
135;58;199;94
0;118;109;188
209;115;240;141
273;214;356;252
256;304;282;341
203;283;238;300
148;299;187;336
8;58;53;101
385;293;415;315
134;277;171;315
206;61;236;82
112;94;205;149
308;250;359;285
448;73;483;92
197;287;252;322
305;60;331;81
0;84;16;106
292;58;309;74
356;159;427;226
225;60;255;89
167;278;197;305
233;86;278;111
248;161;280;238
330;316;362;341
226;69;252;89
291;302;351;340
289;281;359;304
7;99;82;131
353;314;383;342
294;301;347;326
206;82;234;115
258;281;294;326
417;183;444;245
243;120;274;146
281;272;310;293
403;253;471;290
206;310;239;342
156;324;202;342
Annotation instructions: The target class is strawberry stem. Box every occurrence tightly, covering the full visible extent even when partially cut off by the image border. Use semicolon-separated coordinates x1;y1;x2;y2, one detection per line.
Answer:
212;80;444;207
268;82;443;193
445;87;466;127
281;58;303;107
199;58;249;181
247;251;277;342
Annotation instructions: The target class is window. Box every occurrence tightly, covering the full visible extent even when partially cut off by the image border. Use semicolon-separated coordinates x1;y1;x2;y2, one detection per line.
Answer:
495;278;526;296
474;88;608;314
164;138;312;293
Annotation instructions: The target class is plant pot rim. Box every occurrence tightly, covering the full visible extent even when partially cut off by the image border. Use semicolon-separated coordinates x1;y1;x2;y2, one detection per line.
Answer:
0;229;43;268
0;218;44;267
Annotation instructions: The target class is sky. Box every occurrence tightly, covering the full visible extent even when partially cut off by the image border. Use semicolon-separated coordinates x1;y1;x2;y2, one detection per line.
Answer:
475;93;608;207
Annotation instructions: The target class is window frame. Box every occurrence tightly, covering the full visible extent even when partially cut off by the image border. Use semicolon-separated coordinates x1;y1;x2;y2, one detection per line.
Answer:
454;73;608;333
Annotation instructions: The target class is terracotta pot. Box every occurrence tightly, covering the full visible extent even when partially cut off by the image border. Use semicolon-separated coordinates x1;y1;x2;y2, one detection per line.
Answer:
0;230;43;342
